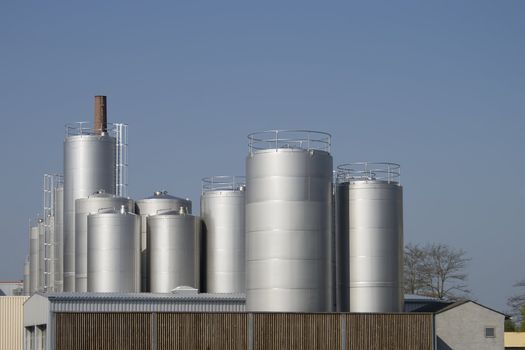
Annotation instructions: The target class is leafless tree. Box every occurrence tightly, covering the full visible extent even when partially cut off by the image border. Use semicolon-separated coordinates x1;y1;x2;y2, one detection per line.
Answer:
404;243;426;295
404;243;470;300
507;280;525;329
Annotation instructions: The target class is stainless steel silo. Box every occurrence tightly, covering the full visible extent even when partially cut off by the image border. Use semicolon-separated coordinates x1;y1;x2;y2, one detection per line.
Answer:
54;185;64;292
37;219;45;292
29;226;39;293
135;191;192;292
23;256;30;295
63;124;116;292
87;206;140;292
147;209;201;293
246;130;333;312
75;191;134;292
338;162;403;313
201;176;245;293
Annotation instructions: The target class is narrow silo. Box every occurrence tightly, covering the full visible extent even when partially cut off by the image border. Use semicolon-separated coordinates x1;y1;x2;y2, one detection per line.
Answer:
23;256;30;295
37;219;45;292
87;206;140;292
75;191;134;292
54;185;64;292
201;176;245;293
63;96;116;292
29;226;39;293
135;191;192;292
337;162;403;312
147;208;200;292
246;130;333;312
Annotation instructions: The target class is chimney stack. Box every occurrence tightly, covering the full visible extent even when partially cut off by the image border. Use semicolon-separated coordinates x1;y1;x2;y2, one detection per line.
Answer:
94;96;107;134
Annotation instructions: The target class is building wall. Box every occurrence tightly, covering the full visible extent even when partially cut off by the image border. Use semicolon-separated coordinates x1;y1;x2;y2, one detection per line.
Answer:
436;302;505;350
54;312;434;350
505;331;525;349
56;313;150;350
0;296;28;350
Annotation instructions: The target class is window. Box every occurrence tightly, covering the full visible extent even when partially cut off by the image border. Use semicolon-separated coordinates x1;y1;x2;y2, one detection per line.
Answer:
485;327;495;338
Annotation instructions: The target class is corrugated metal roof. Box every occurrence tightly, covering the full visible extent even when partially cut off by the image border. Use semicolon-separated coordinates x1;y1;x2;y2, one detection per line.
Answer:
403;294;444;301
45;292;245;301
32;292;246;313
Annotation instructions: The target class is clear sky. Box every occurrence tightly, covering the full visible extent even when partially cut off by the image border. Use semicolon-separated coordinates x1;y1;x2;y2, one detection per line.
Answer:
1;1;523;312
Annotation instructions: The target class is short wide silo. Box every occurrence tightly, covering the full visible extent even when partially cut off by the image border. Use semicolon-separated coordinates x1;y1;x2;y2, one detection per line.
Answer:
136;191;192;292
201;176;245;293
63;124;116;292
337;162;403;313
37;219;45;292
87;207;140;292
246;130;333;312
75;191;134;292
147;209;200;293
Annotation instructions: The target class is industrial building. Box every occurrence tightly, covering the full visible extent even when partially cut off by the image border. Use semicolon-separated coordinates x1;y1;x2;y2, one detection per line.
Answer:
4;95;504;349
23;292;434;350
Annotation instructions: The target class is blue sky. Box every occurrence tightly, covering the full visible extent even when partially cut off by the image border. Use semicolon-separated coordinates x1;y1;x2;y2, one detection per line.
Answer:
1;1;524;311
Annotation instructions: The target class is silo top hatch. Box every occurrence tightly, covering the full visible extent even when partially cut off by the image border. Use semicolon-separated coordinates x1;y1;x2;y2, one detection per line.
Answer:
337;162;401;185
144;191;188;201
248;130;331;154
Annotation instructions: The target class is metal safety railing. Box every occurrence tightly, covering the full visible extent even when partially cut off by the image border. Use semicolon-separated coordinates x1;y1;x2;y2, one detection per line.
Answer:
65;121;119;137
248;130;331;153
42;174;63;293
337;162;401;184
202;176;246;193
114;123;128;197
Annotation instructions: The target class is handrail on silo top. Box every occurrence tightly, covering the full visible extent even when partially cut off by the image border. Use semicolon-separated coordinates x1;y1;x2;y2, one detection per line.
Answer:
337;162;401;184
65;122;119;137
202;176;246;193
247;130;331;153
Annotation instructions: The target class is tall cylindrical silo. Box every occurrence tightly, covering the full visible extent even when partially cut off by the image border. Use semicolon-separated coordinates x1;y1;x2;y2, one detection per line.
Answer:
23;256;30;295
63;124;116;292
147;209;201;293
87;207;140;292
338;162;403;313
201;176;245;293
135;191;192;292
246;130;333;312
29;226;39;293
75;191;134;292
54;185;64;292
37;219;45;292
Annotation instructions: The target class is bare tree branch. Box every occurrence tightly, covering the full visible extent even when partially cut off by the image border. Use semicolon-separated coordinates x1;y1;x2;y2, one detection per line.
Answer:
404;242;470;300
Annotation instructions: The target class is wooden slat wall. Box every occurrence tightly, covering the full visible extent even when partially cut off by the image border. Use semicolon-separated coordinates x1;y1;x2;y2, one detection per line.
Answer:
54;312;433;350
55;313;151;350
157;313;248;350
253;313;341;350
346;313;433;350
